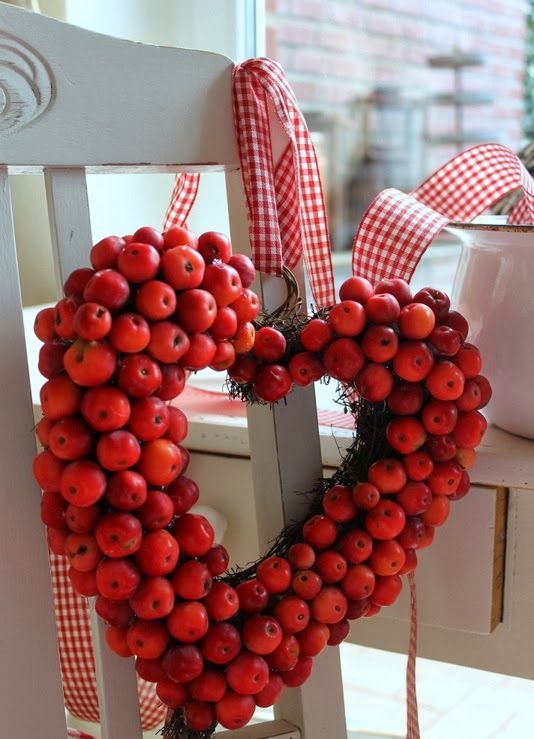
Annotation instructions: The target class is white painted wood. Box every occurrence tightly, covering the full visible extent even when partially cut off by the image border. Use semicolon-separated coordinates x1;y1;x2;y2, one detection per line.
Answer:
44;167;143;738
185;452;261;567
274;647;349;739
250;316;347;739
0;2;238;172
219;719;301;739
89;615;143;739
45;168;93;284
0;167;67;737
180;456;508;635
226;169;348;739
182;411;534;492
1;3;344;737
470;424;534;490
174;451;507;637
135;412;534;492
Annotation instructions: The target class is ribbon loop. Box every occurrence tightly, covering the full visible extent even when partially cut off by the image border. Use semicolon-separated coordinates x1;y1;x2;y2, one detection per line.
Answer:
165;57;335;308
233;59;335;307
353;143;534;284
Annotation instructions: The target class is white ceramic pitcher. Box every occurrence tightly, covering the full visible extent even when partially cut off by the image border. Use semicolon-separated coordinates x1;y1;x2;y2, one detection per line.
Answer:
450;216;534;439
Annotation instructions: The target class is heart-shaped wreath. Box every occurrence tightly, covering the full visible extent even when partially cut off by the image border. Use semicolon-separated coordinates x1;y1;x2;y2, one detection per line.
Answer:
33;225;490;737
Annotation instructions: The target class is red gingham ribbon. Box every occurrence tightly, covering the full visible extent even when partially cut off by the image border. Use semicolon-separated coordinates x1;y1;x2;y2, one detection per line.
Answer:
164;58;335;308
163;171;200;230
406;573;420;739
353;143;534;283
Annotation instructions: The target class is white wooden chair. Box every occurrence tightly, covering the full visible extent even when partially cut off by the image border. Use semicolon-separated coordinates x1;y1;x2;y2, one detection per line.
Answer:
0;4;348;738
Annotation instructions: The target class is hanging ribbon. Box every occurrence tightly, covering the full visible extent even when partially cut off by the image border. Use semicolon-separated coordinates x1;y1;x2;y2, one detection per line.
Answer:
352;143;534;284
164;171;200;232
406;573;420;739
164;58;335;308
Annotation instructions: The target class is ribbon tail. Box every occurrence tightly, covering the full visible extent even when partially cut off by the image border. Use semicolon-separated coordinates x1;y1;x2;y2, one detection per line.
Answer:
163;173;201;231
406;572;421;739
414;143;534;224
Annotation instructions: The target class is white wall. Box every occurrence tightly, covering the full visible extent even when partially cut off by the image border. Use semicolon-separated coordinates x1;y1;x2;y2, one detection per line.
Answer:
13;0;263;304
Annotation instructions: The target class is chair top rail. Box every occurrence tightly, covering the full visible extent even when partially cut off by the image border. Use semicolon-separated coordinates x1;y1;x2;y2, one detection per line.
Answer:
0;2;238;172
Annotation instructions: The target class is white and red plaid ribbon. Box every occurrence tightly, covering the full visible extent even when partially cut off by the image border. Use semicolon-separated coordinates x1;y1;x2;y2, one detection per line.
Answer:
164;58;335;308
164;171;200;230
353;143;534;283
406;573;420;739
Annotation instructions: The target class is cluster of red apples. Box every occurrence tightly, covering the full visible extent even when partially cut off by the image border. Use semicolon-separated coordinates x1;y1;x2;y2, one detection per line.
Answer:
32;224;490;734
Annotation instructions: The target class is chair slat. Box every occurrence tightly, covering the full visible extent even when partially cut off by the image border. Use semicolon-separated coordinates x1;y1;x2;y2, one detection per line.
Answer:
45;167;143;739
225;171;348;739
220;719;301;739
0;167;67;738
45;169;94;283
89;614;143;739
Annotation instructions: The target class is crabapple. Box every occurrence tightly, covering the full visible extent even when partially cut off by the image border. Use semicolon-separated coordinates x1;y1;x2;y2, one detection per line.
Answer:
328;300;366;337
310;586;347;624
365;500;406;540
375;278;412;307
339;276;373;304
352;482;380;509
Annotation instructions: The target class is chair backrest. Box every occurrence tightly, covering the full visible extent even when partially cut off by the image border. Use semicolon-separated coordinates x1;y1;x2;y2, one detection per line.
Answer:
0;5;348;739
0;4;237;171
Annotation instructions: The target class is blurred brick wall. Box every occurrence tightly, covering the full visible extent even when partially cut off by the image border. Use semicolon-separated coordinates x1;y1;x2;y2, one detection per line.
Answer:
267;0;529;174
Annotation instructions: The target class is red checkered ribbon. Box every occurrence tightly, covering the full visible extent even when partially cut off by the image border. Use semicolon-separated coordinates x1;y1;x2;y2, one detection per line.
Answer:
164;171;200;230
164;58;335;308
406;573;420;739
353;143;534;283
